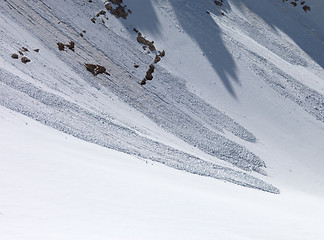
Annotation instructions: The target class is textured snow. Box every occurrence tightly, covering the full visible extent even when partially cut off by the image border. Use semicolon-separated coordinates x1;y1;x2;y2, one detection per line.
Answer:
1;106;324;240
0;0;289;192
0;0;324;238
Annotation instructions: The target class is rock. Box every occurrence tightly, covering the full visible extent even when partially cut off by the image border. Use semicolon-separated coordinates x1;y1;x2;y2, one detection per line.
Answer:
11;53;19;59
21;56;31;64
57;42;65;51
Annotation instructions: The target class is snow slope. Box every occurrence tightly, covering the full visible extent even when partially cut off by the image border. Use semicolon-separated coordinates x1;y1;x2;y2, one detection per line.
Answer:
0;0;324;238
0;0;277;192
1;106;324;240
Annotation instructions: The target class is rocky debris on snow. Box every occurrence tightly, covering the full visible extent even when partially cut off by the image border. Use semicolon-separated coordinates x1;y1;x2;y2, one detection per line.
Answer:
283;0;311;12
57;41;75;51
109;0;122;4
214;0;223;7
92;9;109;24
66;41;75;51
145;64;155;80
141;64;155;85
11;47;38;62
133;29;166;85
159;50;165;57
11;53;19;59
134;64;139;68
302;5;310;12
80;30;86;37
154;50;165;63
212;0;226;15
136;32;156;51
96;10;106;17
154;55;161;63
105;0;131;19
85;63;110;76
21;56;31;64
57;42;65;51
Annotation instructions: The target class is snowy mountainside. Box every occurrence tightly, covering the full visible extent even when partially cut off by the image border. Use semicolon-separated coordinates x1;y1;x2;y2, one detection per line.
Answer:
1;105;324;240
0;0;324;195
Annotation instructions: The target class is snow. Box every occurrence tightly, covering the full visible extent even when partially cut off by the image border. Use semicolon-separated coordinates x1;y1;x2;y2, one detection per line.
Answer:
1;106;324;240
0;0;324;238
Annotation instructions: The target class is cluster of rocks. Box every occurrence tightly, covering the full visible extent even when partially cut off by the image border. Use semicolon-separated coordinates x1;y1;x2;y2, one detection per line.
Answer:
11;46;39;64
57;41;75;51
154;50;165;64
85;0;166;85
132;29;166;86
79;30;86;37
135;29;156;52
104;0;131;19
214;0;223;7
140;64;155;85
283;0;311;12
88;0;131;24
85;63;110;76
91;9;109;24
209;0;225;16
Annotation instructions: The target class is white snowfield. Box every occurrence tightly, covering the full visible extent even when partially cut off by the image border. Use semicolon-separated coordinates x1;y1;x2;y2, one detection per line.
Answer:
1;106;324;240
0;0;324;239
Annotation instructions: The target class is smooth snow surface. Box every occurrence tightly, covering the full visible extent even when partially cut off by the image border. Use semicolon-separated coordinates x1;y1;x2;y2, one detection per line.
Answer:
0;0;324;238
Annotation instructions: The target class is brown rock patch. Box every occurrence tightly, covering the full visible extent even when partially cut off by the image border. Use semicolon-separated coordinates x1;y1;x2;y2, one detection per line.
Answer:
85;63;110;76
11;53;19;59
21;56;31;64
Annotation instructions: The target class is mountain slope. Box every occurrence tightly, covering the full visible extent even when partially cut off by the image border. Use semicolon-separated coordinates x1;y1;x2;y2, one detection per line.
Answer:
0;0;323;193
1;0;324;239
1;105;324;240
